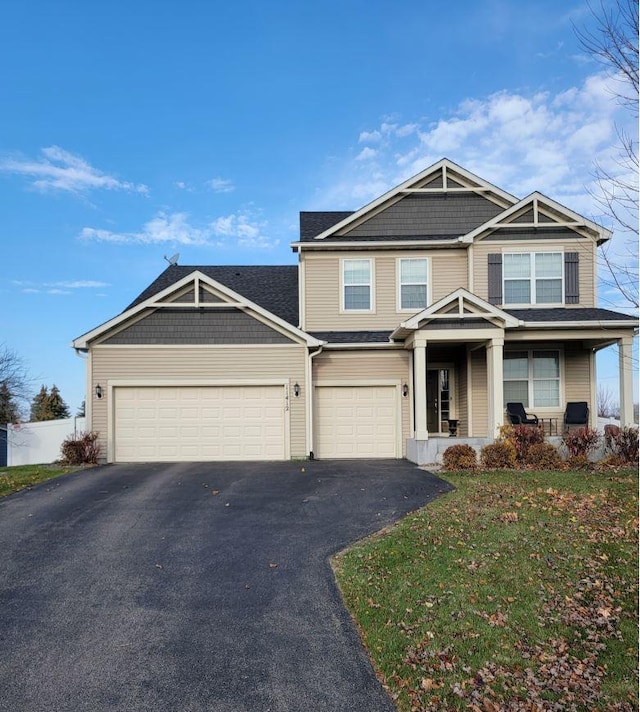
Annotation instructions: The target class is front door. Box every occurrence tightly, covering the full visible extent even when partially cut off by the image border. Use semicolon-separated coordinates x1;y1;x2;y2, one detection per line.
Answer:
426;368;451;434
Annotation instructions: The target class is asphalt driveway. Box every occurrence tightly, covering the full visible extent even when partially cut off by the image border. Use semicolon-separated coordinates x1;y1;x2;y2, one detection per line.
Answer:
0;460;451;712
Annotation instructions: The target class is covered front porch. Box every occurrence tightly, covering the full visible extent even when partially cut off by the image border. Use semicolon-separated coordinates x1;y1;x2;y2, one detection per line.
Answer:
390;290;636;466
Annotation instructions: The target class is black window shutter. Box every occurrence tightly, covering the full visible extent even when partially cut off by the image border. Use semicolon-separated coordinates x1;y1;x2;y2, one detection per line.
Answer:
488;254;502;305
564;252;579;304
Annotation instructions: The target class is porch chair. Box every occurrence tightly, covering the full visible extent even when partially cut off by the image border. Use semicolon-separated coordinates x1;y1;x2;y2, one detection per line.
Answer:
506;402;539;426
563;402;589;430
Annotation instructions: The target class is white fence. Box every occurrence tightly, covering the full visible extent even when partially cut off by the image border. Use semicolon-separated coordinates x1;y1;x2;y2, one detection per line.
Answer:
597;416;621;431
7;417;87;467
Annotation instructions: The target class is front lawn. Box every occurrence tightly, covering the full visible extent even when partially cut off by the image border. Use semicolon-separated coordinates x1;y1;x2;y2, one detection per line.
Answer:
0;464;77;497
333;468;638;711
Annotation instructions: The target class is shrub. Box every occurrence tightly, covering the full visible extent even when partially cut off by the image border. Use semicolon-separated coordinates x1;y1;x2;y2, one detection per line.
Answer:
480;441;516;469
59;431;100;465
604;426;639;463
499;424;544;462
561;427;600;458
524;442;562;470
442;444;477;471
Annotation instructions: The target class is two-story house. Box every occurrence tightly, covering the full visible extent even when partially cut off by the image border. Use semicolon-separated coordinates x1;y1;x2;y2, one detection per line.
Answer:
72;159;638;464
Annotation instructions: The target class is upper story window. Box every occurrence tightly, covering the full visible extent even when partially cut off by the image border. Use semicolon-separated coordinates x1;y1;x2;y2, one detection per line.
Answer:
342;259;373;311
503;252;563;305
398;258;429;311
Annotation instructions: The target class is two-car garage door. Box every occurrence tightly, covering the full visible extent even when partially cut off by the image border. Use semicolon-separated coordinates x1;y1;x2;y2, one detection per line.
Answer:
114;386;285;462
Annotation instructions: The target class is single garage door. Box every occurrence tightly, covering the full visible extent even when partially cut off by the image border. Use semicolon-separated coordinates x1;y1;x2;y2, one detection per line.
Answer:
314;385;398;459
114;385;285;462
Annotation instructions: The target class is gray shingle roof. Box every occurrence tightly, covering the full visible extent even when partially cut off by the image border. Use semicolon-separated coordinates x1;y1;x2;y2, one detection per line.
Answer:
309;331;392;344
300;212;353;240
505;308;638;322
127;265;300;326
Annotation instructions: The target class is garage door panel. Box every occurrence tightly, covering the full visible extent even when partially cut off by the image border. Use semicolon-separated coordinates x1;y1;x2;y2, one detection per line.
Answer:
115;386;285;462
315;386;398;459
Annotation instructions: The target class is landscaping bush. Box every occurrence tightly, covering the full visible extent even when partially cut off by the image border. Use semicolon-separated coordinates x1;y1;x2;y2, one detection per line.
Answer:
604;426;639;463
442;444;477;471
525;442;562;469
59;431;100;465
561;426;600;458
480;441;516;469
499;424;544;462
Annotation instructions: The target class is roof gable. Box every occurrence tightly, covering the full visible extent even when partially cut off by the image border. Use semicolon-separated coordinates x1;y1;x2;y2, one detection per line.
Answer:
72;268;321;349
391;289;521;339
303;159;517;243
468;192;612;244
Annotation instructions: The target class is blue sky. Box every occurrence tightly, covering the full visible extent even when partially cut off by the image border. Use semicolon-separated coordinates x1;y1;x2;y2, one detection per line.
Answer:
0;0;637;416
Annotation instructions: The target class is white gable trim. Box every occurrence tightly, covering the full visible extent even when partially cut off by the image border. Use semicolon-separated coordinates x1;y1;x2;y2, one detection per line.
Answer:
467;192;612;243
391;288;521;338
311;158;518;241
72;270;323;349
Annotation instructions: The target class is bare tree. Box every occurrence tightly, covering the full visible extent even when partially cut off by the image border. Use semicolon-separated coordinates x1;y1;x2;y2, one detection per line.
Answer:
576;0;639;309
597;383;619;417
0;344;32;421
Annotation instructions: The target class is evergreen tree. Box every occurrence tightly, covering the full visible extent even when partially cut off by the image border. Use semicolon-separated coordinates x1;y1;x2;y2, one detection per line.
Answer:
0;380;19;424
77;400;86;417
48;385;70;419
30;385;50;421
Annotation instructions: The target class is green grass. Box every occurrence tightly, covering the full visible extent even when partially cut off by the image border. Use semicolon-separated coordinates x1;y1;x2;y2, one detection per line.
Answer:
0;464;77;497
333;469;639;711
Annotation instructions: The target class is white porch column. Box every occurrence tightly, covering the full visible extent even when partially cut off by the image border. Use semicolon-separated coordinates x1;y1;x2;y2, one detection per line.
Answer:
619;335;635;427
414;338;428;440
486;337;504;439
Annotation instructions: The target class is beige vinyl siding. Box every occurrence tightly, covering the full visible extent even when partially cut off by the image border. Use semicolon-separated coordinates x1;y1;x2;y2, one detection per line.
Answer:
313;349;410;454
564;347;592;406
470;349;488;436
90;345;307;460
304;250;468;331
473;240;597;308
457;354;469;437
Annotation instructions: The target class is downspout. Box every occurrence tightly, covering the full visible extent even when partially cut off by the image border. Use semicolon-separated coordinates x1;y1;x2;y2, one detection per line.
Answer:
306;344;324;459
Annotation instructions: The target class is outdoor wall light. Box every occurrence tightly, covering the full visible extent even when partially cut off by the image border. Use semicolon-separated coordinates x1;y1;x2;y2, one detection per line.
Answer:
95;384;103;399
293;383;301;398
402;383;409;398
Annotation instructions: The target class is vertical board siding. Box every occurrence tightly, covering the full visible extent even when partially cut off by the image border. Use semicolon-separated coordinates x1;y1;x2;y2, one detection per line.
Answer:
473;241;596;307
304;250;468;331
90;346;307;460
313;350;410;455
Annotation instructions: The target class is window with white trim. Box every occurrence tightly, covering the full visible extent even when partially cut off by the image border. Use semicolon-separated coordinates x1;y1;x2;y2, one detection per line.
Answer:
343;259;372;311
503;350;560;408
503;252;563;305
398;258;429;310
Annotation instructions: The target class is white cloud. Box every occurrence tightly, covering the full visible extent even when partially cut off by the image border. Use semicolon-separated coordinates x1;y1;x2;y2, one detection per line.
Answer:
0;146;148;195
80;210;279;250
207;177;235;193
312;71;637;226
355;147;377;161
12;279;110;295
